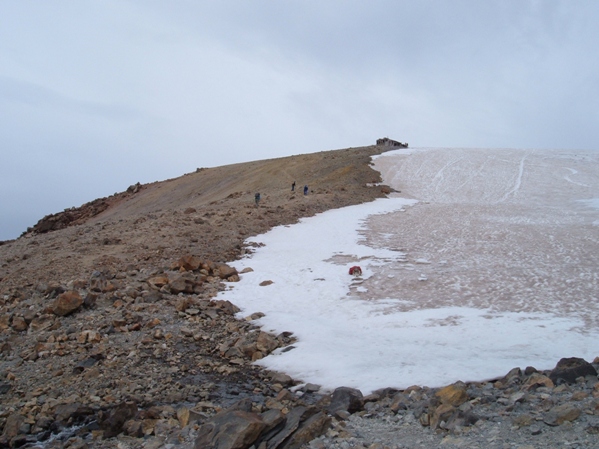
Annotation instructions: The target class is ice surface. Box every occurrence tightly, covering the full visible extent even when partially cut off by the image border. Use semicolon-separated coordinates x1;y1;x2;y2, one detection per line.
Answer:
219;148;599;393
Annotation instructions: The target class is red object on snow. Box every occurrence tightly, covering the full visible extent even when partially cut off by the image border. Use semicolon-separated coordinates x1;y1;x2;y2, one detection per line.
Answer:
349;266;362;276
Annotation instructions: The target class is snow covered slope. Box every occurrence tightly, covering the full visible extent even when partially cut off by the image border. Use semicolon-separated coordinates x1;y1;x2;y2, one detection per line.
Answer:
220;147;599;393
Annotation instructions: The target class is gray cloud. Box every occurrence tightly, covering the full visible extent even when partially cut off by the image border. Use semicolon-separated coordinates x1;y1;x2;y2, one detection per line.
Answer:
1;0;598;240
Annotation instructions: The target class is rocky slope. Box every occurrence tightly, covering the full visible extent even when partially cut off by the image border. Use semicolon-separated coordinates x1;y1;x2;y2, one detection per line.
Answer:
0;145;391;447
1;144;598;449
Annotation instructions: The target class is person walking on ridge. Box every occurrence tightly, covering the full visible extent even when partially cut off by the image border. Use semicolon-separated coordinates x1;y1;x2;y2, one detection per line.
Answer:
303;185;308;195
291;181;296;192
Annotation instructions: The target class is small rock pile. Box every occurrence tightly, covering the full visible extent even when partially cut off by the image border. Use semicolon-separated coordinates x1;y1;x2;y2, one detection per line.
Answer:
0;253;324;448
308;357;599;449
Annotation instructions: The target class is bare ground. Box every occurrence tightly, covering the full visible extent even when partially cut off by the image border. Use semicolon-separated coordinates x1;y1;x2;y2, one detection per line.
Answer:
1;145;389;289
0;145;392;447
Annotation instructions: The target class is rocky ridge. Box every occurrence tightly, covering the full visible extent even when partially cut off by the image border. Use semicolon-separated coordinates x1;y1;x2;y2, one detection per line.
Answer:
1;145;598;448
0;146;390;447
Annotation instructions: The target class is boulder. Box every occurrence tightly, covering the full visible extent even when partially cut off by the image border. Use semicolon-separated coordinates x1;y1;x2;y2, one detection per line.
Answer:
327;387;364;416
543;403;582;426
523;372;554;390
258;409;286;441
256;332;279;354
123;419;144;437
194;410;265;449
214;263;238;279
443;409;479;431
89;271;108;292
73;356;101;374
51;291;83;316
212;299;241;315
277;411;331;449
435;382;468;407
227;398;254;413
99;401;139;438
0;413;24;443
28;314;56;332
54;402;95;426
169;273;204;294
147;275;169;290
22;309;36;324
549;357;598;385
173;255;203;271
429;403;455;430
177;407;191;427
10;316;28;332
0;315;9;331
261;406;315;449
271;373;294;386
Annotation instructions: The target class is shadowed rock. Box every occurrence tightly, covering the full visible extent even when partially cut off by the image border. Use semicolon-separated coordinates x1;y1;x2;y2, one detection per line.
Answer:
549;357;597;385
277;411;331;449
263;406;316;449
327;387;364;416
99;401;138;439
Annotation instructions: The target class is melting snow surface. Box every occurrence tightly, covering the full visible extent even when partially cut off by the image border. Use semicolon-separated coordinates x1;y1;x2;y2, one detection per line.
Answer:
220;148;599;393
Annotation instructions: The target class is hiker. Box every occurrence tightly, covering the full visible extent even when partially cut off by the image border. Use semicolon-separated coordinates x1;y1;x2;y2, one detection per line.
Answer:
255;192;261;206
291;181;296;191
303;185;308;195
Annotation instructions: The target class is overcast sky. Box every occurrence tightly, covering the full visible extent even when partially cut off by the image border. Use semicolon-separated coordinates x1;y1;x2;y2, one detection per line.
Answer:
1;1;598;240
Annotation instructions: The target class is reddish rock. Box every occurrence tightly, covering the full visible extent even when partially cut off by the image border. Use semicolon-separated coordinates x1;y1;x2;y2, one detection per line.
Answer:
51;291;83;316
169;273;204;294
256;332;279;354
214;262;238;279
174;255;203;271
435;382;469;407
10;316;28;332
147;275;169;290
0;315;10;331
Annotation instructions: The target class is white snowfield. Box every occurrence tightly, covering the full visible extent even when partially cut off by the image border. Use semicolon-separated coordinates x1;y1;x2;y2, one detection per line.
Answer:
220;148;599;394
